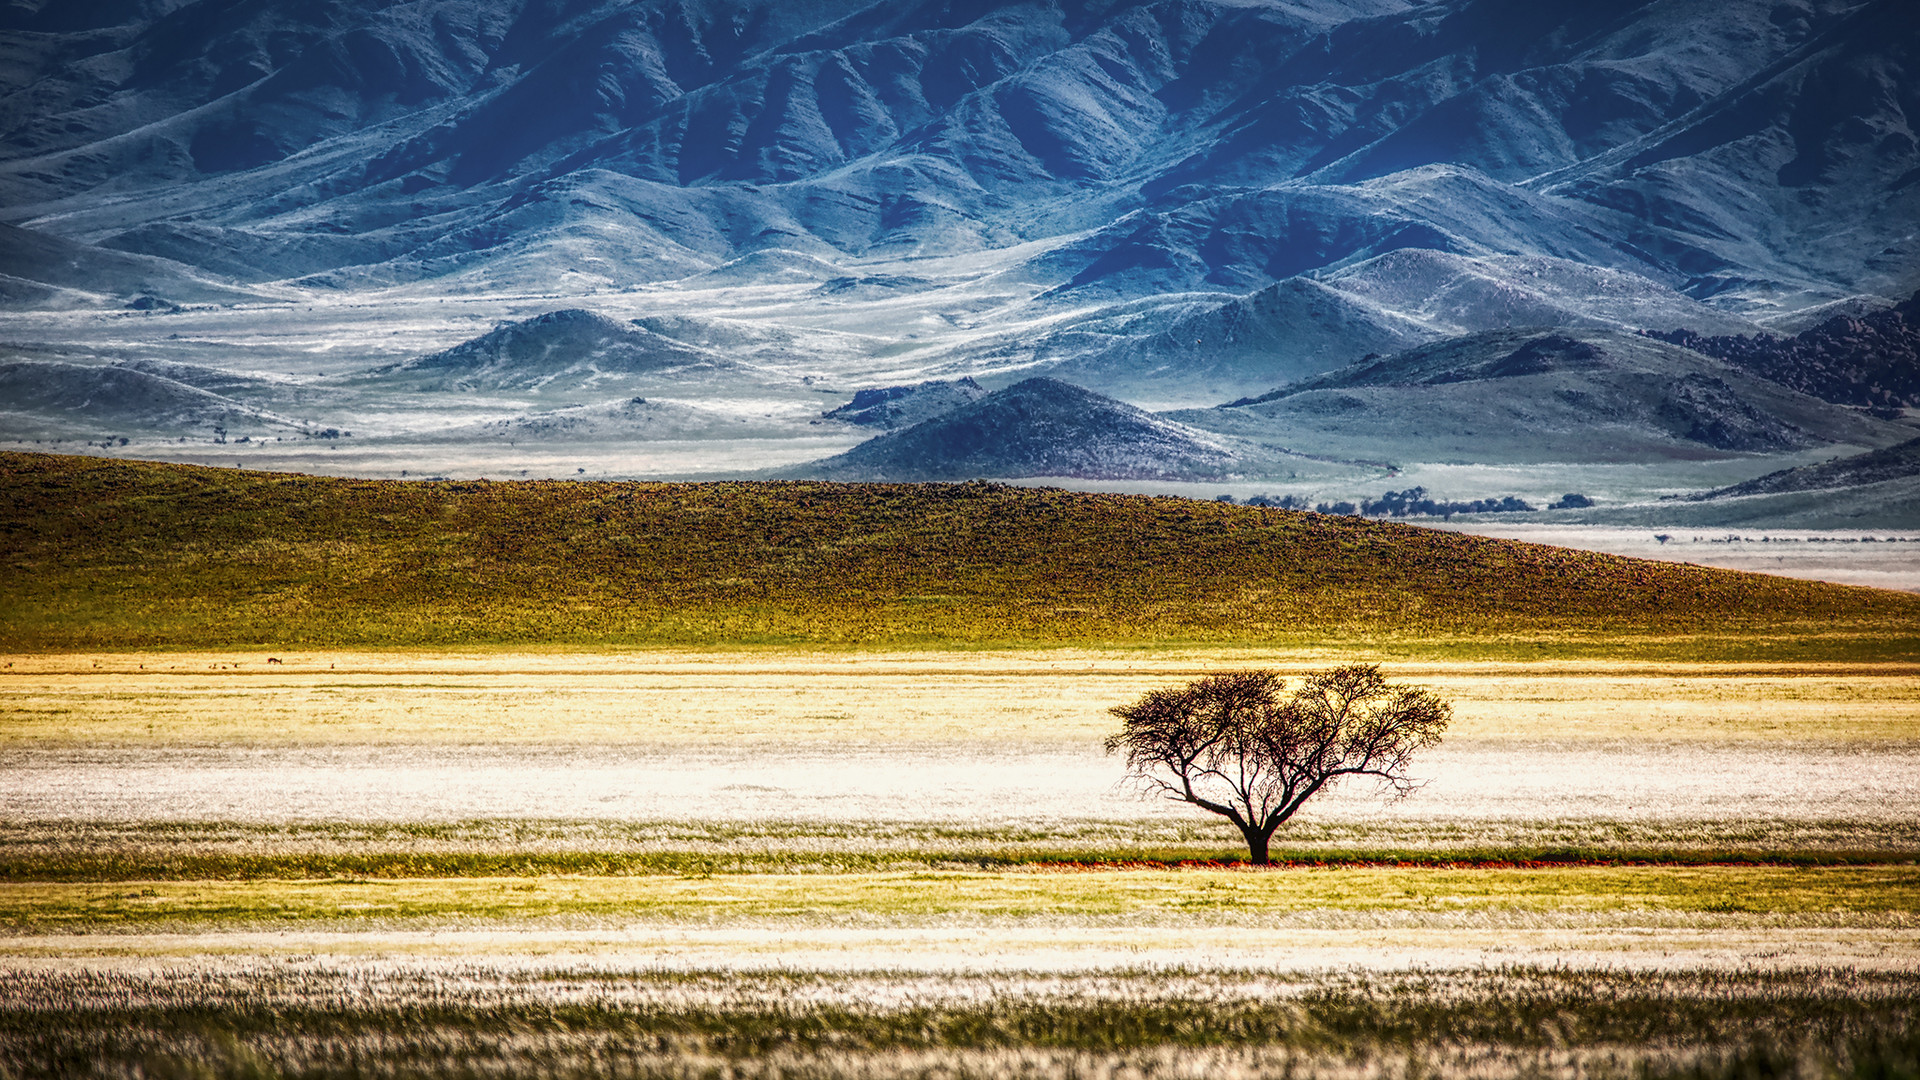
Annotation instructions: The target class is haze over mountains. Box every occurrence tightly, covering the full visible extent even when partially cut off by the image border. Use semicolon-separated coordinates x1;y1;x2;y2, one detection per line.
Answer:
0;0;1916;529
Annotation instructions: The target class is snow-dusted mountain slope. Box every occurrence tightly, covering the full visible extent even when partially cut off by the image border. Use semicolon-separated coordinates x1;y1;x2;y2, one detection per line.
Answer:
1;0;1913;308
365;308;729;393
1039;251;1767;404
0;359;305;438
821;377;989;428
2;0;1917;524
414;394;793;442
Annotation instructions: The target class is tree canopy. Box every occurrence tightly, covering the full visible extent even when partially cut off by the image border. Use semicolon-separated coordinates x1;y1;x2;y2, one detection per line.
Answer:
1106;665;1450;863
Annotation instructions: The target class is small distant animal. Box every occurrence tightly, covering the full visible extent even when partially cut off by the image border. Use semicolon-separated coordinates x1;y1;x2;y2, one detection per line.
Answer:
267;657;283;664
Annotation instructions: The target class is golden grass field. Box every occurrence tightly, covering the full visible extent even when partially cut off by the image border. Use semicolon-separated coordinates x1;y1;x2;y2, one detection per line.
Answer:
5;651;1919;1077
4;650;1916;898
4;650;1917;745
3;454;1918;1076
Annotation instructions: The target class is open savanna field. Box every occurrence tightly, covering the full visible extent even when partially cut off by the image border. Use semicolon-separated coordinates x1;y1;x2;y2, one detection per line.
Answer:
3;454;1919;1077
6;451;1918;658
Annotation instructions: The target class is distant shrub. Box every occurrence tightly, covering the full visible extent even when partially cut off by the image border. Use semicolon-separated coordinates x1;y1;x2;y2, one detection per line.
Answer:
1243;494;1312;510
1356;487;1536;519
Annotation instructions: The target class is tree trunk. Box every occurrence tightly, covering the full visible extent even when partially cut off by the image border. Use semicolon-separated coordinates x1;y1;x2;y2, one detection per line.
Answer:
1241;826;1273;865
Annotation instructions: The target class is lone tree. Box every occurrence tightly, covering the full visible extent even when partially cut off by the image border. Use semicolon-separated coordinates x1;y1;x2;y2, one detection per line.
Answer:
1106;666;1450;864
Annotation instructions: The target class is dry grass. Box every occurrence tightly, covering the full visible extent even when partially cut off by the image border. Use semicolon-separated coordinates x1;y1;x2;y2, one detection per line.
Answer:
2;964;1915;1079
4;652;1915;746
3;817;1917;882
4;452;1915;655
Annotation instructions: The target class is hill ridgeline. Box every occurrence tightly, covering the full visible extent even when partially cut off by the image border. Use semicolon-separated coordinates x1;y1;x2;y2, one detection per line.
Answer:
1;452;1913;653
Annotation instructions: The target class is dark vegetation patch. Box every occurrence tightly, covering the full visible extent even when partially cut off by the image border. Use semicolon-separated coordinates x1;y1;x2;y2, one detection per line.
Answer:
4;849;1908;883
12;819;1912;883
1;452;1915;652
1646;290;1920;410
1221;488;1561;518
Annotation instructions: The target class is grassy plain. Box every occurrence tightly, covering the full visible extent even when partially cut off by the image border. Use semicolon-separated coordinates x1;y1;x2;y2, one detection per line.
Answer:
4;966;1916;1079
7;817;1918;882
5;453;1919;1076
4;865;1916;933
6;652;1916;879
5;650;1917;745
4;452;1917;657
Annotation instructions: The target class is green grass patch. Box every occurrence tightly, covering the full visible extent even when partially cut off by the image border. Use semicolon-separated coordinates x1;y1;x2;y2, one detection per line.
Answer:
2;866;1914;931
3;452;1916;656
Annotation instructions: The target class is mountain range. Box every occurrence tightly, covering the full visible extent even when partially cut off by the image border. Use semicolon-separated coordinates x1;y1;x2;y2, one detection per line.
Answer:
0;0;1916;528
4;0;1915;305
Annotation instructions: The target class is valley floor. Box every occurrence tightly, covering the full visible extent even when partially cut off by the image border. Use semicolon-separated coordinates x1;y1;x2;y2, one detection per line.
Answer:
1424;524;1920;592
2;650;1916;1076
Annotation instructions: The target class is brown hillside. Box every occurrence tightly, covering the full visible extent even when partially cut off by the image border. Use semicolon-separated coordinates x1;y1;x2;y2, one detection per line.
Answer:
0;452;1913;653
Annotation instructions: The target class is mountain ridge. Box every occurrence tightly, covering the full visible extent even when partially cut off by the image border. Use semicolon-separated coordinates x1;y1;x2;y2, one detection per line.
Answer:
2;0;1912;308
1;0;1916;521
1181;327;1909;464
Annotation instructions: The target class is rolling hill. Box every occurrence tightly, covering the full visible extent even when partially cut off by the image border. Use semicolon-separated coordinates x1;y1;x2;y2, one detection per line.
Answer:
795;377;1244;481
0;360;303;439
1044;276;1437;405
1689;437;1920;502
2;451;1914;654
1043;250;1766;404
416;396;792;442
366;308;729;393
821;378;989;429
1179;329;1911;465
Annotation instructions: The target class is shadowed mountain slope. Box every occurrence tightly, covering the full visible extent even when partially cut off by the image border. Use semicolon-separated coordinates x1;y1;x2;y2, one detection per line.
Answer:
3;450;1914;652
1532;0;1920;305
1045;276;1436;404
1690;437;1920;500
1180;329;1911;464
796;377;1240;480
369;308;725;392
1646;291;1920;409
1317;251;1763;337
1045;250;1766;404
0;360;301;437
0;223;262;308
